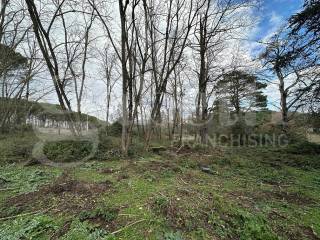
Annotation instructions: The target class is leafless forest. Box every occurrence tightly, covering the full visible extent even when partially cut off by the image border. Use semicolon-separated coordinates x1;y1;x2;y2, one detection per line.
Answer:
1;0;318;152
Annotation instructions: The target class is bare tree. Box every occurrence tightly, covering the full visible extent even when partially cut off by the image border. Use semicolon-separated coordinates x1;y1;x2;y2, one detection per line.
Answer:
99;45;119;125
25;0;98;134
167;61;187;141
0;0;9;42
59;4;96;129
191;0;255;143
144;0;205;147
25;0;73;114
90;0;150;154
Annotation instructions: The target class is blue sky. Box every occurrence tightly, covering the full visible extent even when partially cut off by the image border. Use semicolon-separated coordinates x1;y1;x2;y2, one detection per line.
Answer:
251;0;304;110
254;0;304;40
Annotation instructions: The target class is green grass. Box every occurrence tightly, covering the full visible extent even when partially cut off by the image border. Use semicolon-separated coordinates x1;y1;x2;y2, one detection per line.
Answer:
0;164;61;195
0;136;319;239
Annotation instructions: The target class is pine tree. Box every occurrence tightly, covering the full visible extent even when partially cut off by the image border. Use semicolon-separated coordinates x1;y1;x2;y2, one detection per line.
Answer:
215;70;267;114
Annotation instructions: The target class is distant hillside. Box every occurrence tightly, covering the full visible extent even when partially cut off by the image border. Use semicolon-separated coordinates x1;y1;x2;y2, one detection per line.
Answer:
0;98;103;132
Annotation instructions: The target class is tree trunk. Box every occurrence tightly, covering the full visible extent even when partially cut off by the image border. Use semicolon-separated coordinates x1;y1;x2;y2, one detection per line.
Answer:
119;0;130;155
277;68;289;131
199;18;208;144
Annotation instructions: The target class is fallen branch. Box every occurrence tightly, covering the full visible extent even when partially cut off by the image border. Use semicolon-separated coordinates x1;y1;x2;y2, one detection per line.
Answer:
118;213;138;217
0;188;18;191
111;219;146;235
176;145;184;154
180;178;188;185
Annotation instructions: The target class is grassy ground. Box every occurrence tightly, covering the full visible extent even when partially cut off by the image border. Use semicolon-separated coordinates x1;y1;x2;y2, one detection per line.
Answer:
0;137;320;239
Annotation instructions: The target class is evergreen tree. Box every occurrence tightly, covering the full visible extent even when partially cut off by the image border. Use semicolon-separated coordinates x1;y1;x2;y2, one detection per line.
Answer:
289;0;320;43
289;0;320;116
215;70;267;114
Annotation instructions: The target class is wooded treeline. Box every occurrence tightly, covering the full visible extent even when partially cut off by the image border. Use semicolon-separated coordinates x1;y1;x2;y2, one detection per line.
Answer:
0;0;319;154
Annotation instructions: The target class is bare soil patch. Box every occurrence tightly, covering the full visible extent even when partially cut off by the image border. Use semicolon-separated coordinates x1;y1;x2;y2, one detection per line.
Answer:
99;168;114;174
228;189;316;208
3;174;113;216
145;161;182;173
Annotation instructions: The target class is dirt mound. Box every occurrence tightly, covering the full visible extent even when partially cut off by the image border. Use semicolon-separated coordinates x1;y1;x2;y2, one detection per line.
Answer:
176;144;193;154
4;174;112;216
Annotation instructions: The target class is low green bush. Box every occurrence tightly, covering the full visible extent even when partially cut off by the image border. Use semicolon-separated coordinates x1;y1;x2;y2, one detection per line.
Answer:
207;200;278;240
0;133;37;163
128;140;145;157
94;128;122;160
43;140;93;162
97;128;114;150
61;219;108;240
79;205;119;222
285;141;320;155
106;121;122;137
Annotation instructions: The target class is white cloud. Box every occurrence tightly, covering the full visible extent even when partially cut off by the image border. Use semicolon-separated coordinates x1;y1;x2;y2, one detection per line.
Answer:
262;11;285;42
270;11;283;26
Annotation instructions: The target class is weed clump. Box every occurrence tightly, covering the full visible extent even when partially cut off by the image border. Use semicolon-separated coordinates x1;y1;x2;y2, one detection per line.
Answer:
162;231;184;240
60;219;108;239
0;215;61;239
153;196;169;213
79;205;119;222
192;143;210;152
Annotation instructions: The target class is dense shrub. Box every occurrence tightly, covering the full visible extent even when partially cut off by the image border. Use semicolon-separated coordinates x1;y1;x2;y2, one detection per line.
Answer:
286;127;308;144
106;121;122;137
0;133;37;163
94;127;122;160
97;127;113;148
0;124;34;135
43;140;93;162
12;124;34;133
128;140;145;157
285;141;320;155
255;123;307;146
